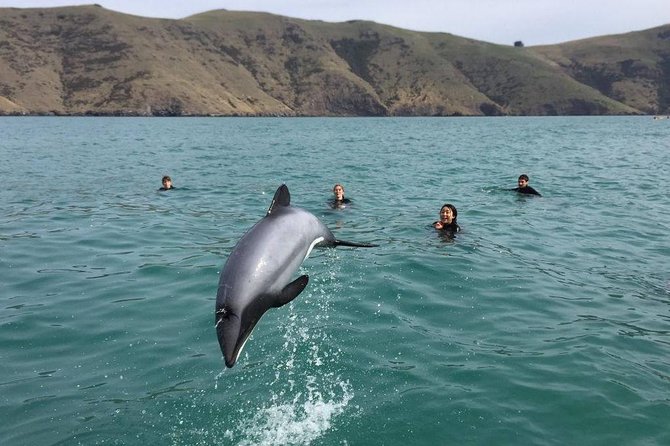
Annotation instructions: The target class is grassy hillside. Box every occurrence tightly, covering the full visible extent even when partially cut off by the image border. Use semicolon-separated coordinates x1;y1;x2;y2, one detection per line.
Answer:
0;5;667;116
531;25;670;114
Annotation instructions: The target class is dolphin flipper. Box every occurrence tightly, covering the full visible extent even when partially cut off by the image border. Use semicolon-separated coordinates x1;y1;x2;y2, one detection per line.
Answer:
273;275;309;308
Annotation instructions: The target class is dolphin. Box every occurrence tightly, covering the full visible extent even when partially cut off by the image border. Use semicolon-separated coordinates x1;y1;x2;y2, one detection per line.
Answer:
215;184;376;368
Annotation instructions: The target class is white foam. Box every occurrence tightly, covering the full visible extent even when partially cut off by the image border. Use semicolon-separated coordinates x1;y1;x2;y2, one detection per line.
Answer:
237;381;353;446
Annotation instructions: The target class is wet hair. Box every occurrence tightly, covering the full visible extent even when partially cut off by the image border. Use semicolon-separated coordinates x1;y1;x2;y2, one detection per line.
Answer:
440;203;458;221
518;174;529;182
162;175;172;183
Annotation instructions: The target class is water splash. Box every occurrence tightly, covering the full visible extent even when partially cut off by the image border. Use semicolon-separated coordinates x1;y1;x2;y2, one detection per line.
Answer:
236;380;353;446
206;250;354;445
236;252;352;445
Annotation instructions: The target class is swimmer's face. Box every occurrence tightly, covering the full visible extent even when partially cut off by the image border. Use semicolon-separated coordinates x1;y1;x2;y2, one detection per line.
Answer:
333;185;344;200
440;207;454;224
518;178;528;188
163;178;172;189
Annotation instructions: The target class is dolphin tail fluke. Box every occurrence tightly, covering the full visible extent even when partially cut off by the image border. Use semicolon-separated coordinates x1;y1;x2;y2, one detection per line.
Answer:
274;274;309;307
334;239;378;248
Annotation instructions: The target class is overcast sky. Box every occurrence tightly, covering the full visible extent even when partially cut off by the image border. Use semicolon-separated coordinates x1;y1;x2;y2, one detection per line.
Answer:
1;0;669;46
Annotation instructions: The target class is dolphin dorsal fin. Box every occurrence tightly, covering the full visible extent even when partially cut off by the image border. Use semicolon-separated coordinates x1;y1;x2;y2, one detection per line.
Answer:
267;184;290;215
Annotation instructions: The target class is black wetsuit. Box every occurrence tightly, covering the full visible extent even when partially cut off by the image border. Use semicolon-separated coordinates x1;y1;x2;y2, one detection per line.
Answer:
513;186;541;196
158;186;175;191
433;222;460;235
329;198;351;209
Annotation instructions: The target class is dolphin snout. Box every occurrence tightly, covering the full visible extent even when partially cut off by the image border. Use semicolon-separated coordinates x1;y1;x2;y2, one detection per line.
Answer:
215;309;242;368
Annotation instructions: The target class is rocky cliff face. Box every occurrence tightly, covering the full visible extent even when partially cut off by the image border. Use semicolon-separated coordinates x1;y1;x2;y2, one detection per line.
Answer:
0;5;668;116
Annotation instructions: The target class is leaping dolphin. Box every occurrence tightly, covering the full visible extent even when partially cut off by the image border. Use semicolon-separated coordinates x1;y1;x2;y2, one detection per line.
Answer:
215;184;376;368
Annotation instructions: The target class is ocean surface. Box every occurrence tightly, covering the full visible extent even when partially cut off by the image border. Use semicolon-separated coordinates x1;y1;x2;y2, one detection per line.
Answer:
1;116;669;445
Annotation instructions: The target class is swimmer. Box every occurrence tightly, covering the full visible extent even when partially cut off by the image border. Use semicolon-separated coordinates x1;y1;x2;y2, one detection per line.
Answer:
512;174;541;196
159;175;174;191
329;183;351;209
433;203;460;234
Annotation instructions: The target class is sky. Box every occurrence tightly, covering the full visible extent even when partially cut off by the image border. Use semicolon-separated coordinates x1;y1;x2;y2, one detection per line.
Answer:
1;0;670;46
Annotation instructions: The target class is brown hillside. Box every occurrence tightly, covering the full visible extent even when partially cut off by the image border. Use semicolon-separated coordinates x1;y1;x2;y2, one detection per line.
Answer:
0;5;667;116
531;25;670;114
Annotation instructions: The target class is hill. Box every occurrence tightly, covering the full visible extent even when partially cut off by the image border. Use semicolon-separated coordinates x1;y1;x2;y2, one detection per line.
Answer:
0;5;668;116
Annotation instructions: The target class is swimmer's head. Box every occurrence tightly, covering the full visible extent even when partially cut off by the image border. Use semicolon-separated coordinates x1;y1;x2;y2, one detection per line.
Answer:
162;175;172;188
440;203;457;223
518;174;529;187
333;184;344;201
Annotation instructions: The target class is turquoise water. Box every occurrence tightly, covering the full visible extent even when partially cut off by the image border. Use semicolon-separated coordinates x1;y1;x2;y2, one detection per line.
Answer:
1;116;669;445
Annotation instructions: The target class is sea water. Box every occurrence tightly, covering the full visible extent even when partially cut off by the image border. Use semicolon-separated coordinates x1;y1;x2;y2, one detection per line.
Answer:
1;116;669;445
